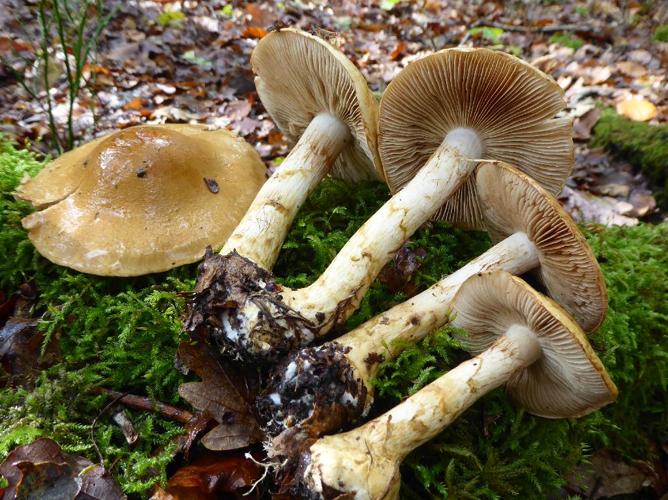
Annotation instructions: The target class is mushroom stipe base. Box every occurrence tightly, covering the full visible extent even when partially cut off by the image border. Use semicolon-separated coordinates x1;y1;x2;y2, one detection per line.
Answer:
257;342;367;447
274;449;349;500
185;251;334;362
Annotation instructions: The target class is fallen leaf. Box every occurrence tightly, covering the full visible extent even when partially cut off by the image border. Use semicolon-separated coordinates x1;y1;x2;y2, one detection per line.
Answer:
616;61;647;78
378;244;427;295
0;438;124;499
200;422;258;451
573;108;602;140
0;317;58;388
156;83;177;94
224;100;251;121
152;450;262;499
390;41;406;61
123;97;145;111
588;66;612;85
566;449;660;498
0;292;17;325
176;414;214;461
242;26;266;39
559;186;638;226
616;97;657;122
112;410;139;446
627;190;656;218
627;49;652;65
176;341;263;451
244;3;277;28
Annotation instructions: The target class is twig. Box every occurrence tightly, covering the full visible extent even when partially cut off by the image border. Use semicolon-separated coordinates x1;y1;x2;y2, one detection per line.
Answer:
95;387;194;424
91;390;128;466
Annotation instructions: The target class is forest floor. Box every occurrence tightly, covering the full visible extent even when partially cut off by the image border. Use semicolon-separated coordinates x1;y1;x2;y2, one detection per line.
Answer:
1;1;668;499
1;0;667;222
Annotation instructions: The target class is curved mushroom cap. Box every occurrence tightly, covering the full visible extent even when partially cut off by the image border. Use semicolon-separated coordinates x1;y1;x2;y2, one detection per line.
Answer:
19;125;266;276
251;28;381;182
16;135;108;208
452;271;617;418
379;48;574;229
476;162;607;332
16;124;211;207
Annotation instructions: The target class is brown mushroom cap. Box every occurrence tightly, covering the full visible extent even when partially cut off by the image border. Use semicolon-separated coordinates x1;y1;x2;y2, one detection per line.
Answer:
16;124;207;207
452;271;617;418
379;48;574;229
476;161;607;332
16;134;108;208
251;28;381;182
19;125;266;276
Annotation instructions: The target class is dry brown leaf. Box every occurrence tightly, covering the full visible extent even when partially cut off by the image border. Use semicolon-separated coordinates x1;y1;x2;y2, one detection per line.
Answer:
616;97;657;121
566;449;660;498
0;438;124;499
242;26;267;39
123;97;145;111
588;66;612;85
390;41;406;61
176;341;263;451
573;108;602;141
152;450;262;500
1;317;58;388
560;186;638;226
378;244;427;295
615;61;647;78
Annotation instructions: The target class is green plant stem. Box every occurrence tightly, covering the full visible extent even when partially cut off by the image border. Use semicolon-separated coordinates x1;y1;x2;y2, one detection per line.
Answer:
37;1;62;154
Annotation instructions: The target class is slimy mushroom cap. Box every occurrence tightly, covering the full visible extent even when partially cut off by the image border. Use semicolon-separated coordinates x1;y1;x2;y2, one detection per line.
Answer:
19;125;266;276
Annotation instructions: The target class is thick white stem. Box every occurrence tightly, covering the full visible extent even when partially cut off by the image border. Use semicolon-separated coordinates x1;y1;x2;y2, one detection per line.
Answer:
341;232;539;383
372;324;541;459
285;132;481;326
305;326;541;499
221;113;350;270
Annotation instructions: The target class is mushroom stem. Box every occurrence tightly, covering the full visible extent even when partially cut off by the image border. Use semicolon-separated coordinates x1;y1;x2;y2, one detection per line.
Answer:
343;230;539;378
221;112;351;270
257;232;541;440
283;133;481;329
361;325;539;457
302;326;541;498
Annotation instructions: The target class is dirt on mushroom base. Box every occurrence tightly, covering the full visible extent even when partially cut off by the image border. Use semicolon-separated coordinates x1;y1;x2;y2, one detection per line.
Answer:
1;140;667;497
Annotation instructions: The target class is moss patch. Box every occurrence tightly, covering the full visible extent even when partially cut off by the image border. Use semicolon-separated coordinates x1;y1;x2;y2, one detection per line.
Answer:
591;108;668;208
653;24;668;43
1;138;667;497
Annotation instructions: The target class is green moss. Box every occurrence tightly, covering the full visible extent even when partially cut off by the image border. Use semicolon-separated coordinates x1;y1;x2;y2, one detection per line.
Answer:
591;109;668;208
1;137;667;498
549;32;584;50
653;24;668;42
0;139;194;493
156;10;185;28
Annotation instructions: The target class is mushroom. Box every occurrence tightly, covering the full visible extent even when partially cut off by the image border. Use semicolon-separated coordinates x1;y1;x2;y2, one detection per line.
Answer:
185;28;380;357
18;124;266;276
257;162;606;445
216;28;380;268
188;48;574;362
292;271;617;500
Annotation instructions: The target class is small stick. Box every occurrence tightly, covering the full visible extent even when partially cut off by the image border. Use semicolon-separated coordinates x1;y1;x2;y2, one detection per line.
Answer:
91;390;128;466
95;388;194;424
